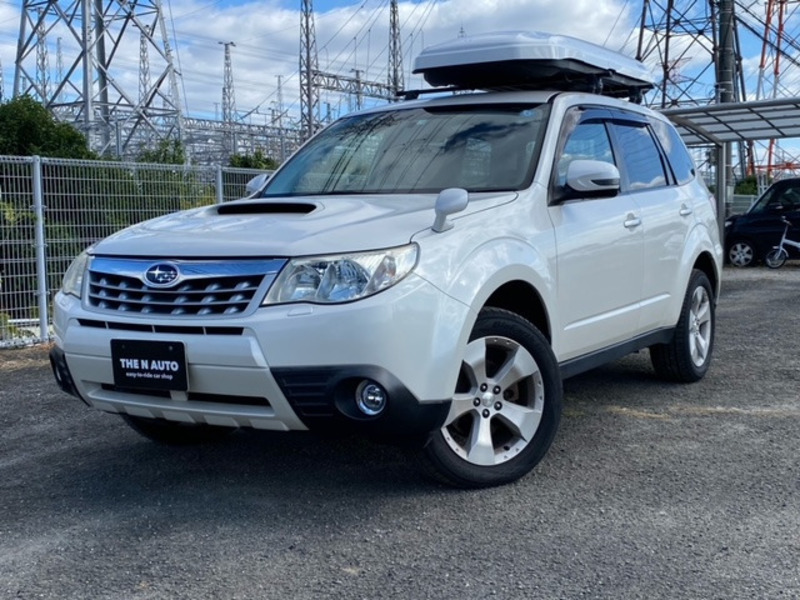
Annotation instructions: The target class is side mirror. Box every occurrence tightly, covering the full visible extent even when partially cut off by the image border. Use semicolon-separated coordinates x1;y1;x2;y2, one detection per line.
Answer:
565;160;620;195
245;173;270;197
432;188;469;233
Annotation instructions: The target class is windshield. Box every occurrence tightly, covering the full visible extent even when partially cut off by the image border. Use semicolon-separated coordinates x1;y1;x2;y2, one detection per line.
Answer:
749;180;800;214
262;103;549;196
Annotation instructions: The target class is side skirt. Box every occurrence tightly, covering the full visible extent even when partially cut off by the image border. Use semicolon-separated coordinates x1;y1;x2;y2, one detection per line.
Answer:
559;328;675;380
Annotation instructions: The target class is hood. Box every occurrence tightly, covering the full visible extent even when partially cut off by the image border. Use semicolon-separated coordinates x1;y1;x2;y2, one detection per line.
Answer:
92;193;517;258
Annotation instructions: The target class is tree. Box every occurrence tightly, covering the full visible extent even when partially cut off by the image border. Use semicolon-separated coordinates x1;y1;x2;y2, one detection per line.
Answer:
229;149;278;170
734;175;760;195
137;139;186;165
0;95;95;159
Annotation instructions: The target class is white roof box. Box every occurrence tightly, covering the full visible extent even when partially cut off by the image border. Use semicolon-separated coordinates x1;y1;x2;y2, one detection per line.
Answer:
412;31;654;100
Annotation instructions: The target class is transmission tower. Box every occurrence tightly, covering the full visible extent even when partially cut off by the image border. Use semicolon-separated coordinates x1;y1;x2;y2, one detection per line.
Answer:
140;28;152;105
35;8;50;101
220;42;237;123
638;0;748;178
639;0;729;107
300;0;320;139
14;0;184;158
219;41;238;156
299;0;405;141
388;0;404;96
752;0;800;181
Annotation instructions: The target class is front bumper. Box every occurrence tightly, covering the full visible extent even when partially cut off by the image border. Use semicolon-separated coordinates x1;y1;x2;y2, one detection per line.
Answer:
50;275;468;436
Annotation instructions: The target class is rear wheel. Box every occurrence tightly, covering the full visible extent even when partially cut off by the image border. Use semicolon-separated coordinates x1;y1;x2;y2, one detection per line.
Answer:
765;248;788;269
122;415;235;445
422;308;562;488
650;269;715;382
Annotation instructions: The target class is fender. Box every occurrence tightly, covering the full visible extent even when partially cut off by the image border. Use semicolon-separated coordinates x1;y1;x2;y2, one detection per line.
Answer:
414;232;557;394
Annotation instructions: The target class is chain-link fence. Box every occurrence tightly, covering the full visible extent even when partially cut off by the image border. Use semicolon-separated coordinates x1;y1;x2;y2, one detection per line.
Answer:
0;156;267;347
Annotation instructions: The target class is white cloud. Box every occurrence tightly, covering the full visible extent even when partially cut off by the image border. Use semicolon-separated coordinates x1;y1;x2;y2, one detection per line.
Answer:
168;0;641;121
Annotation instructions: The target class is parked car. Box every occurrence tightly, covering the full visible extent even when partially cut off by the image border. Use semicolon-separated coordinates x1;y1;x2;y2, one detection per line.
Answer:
49;31;723;488
725;178;800;266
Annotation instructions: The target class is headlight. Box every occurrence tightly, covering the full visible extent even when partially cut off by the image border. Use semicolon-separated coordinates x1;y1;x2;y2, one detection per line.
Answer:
264;244;418;305
62;250;91;298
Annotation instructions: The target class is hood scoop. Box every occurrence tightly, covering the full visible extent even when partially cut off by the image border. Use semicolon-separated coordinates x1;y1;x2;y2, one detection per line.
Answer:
216;201;317;215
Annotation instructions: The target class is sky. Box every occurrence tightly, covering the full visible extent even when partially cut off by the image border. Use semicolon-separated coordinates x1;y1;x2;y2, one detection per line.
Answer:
0;0;648;123
0;0;798;129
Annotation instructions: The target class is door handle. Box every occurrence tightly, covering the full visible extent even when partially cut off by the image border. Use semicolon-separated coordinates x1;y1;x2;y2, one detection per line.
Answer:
679;204;693;217
624;213;642;229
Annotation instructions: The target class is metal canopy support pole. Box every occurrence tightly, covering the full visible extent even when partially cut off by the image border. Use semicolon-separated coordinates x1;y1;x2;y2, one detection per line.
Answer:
717;0;736;234
715;144;727;239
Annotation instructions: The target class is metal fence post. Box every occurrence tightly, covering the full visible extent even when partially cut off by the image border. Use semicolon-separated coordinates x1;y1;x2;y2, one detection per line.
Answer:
32;155;50;341
216;165;224;204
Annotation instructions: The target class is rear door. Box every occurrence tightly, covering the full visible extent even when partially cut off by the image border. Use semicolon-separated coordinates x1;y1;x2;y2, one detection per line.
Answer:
548;107;644;360
607;112;690;334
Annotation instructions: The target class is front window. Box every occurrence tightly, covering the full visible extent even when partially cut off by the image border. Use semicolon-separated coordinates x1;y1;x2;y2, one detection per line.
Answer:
262;104;550;196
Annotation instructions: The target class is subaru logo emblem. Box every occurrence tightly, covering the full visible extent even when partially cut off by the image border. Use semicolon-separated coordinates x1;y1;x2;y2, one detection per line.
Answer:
144;263;180;287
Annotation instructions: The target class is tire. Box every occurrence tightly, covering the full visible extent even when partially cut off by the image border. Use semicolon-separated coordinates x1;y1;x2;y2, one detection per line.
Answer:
765;248;788;269
422;308;562;488
650;269;715;383
121;414;235;446
727;240;756;267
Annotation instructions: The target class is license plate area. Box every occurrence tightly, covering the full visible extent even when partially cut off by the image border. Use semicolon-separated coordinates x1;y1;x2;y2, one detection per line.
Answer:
111;339;187;391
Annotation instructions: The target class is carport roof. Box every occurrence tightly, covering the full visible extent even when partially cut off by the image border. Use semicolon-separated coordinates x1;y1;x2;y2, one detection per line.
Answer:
662;97;800;146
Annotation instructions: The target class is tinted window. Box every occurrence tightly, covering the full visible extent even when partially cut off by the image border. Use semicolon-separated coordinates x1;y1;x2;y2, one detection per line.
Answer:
612;123;667;191
651;118;696;185
556;121;615;187
751;182;800;213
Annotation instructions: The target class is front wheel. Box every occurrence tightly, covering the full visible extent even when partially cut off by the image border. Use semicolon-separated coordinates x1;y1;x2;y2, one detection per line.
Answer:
121;414;235;445
765;248;788;269
650;269;715;382
727;240;756;267
422;308;562;488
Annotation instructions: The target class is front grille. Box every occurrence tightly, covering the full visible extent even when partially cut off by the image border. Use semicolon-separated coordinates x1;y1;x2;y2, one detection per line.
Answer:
86;257;286;317
78;319;244;336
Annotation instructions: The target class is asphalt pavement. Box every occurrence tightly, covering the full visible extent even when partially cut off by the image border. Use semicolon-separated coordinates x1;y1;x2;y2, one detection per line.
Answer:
1;265;799;599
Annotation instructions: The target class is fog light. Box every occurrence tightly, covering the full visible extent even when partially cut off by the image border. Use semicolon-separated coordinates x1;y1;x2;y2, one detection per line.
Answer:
356;380;387;416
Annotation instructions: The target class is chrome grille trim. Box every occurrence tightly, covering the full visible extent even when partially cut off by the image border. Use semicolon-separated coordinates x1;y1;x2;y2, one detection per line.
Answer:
86;257;286;317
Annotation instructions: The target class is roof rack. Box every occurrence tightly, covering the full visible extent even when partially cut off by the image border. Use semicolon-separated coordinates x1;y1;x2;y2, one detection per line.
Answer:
411;31;655;103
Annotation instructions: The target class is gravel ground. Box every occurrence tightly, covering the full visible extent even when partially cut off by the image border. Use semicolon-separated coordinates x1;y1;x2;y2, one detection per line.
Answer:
1;265;799;600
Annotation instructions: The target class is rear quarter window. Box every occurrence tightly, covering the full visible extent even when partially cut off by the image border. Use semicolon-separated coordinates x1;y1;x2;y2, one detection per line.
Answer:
651;118;696;185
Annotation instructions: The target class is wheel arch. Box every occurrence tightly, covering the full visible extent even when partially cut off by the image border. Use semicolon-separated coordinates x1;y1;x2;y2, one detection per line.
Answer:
484;280;551;343
436;237;556;345
693;250;721;301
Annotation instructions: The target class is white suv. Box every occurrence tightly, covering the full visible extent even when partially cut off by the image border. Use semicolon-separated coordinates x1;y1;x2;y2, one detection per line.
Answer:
50;32;722;487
